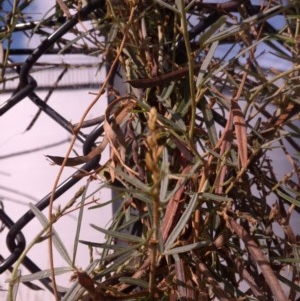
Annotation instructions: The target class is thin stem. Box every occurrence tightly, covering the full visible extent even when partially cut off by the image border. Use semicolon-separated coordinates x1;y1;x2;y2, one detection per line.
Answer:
47;6;137;300
146;107;161;300
7;195;79;301
227;218;288;301
178;0;196;142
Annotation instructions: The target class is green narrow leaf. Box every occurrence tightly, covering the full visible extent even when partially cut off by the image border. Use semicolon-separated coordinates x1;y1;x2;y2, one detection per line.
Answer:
117;212;148;231
198;97;219;147
207;36;269;86
159;147;169;203
29;203;72;266
99;243;143;266
72;182;89;266
28;5;55;43
273;257;300;263
198;16;227;47
79;240;126;250
130;191;153;204
164;193;199;250
90;224;144;243
293;244;300;277
118;277;149;289
157;95;186;131
135;99;186;133
58;30;93;55
115;167;150;192
164;241;209;255
204;5;283;45
196;36;220;88
162;160;202;204
18;267;73;282
154;0;180;14
275;189;300;208
97;251;139;278
201;192;233;202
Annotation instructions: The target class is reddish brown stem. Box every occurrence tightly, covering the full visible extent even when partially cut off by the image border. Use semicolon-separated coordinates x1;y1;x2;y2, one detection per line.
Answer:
228;219;287;301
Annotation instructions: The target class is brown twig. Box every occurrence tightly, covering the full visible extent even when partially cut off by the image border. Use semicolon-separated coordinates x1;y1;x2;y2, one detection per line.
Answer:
127;64;202;88
47;6;137;300
227;218;288;301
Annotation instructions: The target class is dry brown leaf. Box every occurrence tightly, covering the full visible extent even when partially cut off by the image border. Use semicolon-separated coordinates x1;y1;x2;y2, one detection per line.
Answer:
45;97;134;168
232;100;248;169
213;110;233;194
46;155;88;166
104;97;137;175
45;138;107;167
175;257;196;300
161;166;192;242
56;0;71;19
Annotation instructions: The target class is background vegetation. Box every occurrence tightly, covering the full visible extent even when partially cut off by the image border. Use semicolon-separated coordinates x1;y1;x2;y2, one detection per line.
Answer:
1;0;300;300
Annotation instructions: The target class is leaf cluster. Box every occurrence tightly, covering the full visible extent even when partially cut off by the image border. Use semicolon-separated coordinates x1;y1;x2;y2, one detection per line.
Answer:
3;1;300;301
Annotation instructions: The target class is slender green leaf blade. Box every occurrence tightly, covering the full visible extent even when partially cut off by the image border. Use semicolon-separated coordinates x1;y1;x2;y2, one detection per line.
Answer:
164;193;199;250
90;224;144;243
29;203;72;266
19;267;73;282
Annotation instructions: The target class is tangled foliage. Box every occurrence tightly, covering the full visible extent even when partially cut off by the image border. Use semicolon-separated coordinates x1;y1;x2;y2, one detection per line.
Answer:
2;0;300;300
